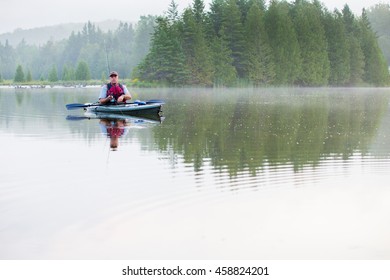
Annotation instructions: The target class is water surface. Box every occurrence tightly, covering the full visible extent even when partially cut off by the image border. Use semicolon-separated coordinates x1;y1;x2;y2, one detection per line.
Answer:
1;87;390;259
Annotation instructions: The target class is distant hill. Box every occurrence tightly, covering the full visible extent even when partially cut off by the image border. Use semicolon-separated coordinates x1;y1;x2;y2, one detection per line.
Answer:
0;20;132;46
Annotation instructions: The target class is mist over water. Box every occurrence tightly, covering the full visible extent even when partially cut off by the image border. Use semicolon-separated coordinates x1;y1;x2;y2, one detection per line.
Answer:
1;87;390;259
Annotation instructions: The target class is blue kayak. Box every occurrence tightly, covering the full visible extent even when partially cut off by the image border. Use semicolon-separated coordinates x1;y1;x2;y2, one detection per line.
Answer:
66;100;164;116
86;102;163;115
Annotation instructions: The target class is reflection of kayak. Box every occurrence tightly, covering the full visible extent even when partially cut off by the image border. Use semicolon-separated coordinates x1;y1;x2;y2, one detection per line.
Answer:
84;111;164;124
85;102;163;116
67;111;164;124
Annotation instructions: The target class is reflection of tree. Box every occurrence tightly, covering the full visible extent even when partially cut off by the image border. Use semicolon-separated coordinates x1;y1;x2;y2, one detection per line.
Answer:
154;91;388;177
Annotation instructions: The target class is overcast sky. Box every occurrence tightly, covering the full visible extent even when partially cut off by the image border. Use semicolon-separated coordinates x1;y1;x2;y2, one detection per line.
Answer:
0;0;387;34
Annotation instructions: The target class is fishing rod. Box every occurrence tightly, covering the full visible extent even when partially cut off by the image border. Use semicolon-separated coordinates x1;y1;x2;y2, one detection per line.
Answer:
103;39;111;75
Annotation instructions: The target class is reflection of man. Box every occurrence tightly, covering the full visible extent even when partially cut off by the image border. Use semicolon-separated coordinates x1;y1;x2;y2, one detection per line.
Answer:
99;119;129;150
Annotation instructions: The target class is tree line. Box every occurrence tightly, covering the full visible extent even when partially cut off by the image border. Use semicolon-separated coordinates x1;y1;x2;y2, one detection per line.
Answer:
135;0;389;86
1;0;389;87
0;17;156;83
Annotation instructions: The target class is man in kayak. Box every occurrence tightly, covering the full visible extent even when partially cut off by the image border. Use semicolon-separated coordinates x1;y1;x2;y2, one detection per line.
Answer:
99;71;132;104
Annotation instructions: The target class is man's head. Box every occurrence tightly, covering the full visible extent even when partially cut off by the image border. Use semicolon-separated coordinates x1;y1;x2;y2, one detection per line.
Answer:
109;71;119;84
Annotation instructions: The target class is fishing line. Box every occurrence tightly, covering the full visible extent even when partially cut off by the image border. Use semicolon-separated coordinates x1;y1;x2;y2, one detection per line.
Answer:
103;40;111;75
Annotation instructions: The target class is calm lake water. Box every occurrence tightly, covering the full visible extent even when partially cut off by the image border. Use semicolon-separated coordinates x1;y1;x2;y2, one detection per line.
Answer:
1;86;390;259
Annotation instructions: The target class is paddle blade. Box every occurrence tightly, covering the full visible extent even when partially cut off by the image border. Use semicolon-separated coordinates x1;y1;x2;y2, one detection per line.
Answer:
146;99;165;104
66;115;90;121
66;103;88;110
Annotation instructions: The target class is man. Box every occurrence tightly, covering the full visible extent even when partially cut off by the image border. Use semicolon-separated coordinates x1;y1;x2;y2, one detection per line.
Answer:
99;71;132;104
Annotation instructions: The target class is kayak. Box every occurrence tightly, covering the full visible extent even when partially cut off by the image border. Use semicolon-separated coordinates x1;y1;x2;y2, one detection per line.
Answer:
66;100;164;117
85;102;163;116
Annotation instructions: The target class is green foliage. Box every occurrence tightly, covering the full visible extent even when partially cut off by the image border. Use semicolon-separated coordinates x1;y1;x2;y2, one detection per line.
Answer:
62;64;75;81
245;1;275;85
48;65;59;82
14;65;25;82
221;0;247;77
367;3;390;65
265;0;301;85
324;11;350;85
292;0;330;86
136;17;190;85
134;0;388;86
211;36;237;86
26;69;32;82
181;8;213;85
1;1;389;87
75;61;91;81
359;10;390;85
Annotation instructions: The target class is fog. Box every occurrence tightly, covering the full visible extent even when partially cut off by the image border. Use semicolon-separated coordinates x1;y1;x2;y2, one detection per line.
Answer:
0;0;385;34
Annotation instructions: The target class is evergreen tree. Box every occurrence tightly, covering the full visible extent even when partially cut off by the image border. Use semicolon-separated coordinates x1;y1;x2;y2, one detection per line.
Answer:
292;0;330;86
26;69;33;82
75;61;91;81
342;5;365;85
211;36;237;86
237;0;266;23
193;0;206;24
167;0;179;23
136;17;189;85
1;40;16;79
62;64;75;81
0;73;3;82
265;0;301;85
324;10;350;85
367;3;390;66
245;1;275;85
131;16;156;68
209;0;226;36
221;0;247;77
48;65;59;82
14;64;25;82
181;8;213;85
359;9;389;85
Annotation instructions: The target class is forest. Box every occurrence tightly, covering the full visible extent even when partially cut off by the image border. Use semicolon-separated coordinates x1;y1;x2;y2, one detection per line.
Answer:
0;17;156;84
1;0;390;87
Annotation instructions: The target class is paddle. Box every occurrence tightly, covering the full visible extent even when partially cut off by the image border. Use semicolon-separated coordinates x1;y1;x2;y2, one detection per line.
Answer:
66;99;164;110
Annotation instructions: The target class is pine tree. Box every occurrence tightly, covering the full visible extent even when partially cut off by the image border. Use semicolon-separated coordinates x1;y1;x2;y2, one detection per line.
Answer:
221;0;247;77
48;65;58;82
26;69;32;82
62;64;75;81
193;0;206;24
211;36;237;86
209;0;226;36
342;5;365;85
137;17;189;85
181;8;213;85
359;9;389;85
245;1;275;85
324;11;350;85
265;0;301;85
292;0;330;86
75;61;91;81
14;65;25;82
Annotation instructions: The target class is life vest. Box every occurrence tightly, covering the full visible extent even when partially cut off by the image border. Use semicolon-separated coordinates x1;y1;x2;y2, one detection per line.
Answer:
107;126;125;138
106;83;125;100
106;122;125;137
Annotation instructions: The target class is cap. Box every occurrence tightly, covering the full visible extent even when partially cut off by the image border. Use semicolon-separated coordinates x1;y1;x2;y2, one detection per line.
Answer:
109;71;118;77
